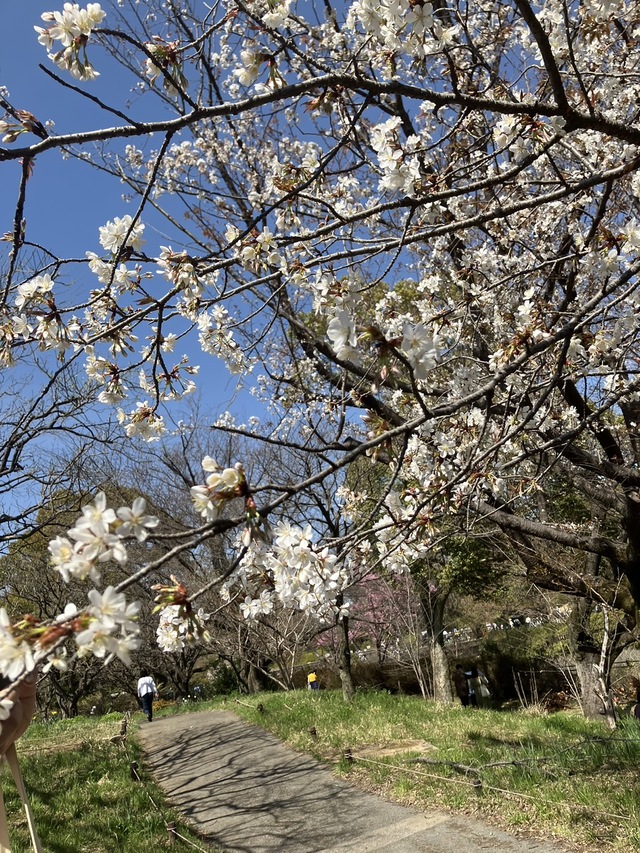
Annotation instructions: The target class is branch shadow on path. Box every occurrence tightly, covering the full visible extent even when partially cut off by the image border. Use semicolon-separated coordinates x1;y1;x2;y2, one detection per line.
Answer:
137;710;570;853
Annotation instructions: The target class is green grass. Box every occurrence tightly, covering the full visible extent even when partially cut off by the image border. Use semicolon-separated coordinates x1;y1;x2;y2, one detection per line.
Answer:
4;713;218;852
5;694;640;852
206;691;640;852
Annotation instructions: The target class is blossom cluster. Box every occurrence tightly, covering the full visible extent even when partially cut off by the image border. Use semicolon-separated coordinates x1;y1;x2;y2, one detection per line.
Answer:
326;308;440;384
0;586;141;690
36;3;105;81
190;456;247;520
84;219;204;433
97;214;145;256
226;225;283;274
117;401;167;441
144;38;188;97
49;493;159;583
156;605;211;653
223;521;350;623
0;611;36;682
198;306;250;375
0;492;158;689
157;246;205;308
374;492;433;576
348;0;458;65
327;309;360;363
370;116;423;196
75;587;141;663
399;322;439;382
43;494;158;669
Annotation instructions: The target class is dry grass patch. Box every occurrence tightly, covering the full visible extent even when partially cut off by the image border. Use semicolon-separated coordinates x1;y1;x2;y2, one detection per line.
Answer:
319;738;435;762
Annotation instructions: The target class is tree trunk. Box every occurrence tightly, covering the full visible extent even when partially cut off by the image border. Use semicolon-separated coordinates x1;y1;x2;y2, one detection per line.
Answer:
594;608;617;730
570;594;619;721
247;661;269;693
594;666;617;730
167;657;193;698
568;522;618;721
423;592;453;703
431;640;453;703
574;652;603;719
336;598;355;702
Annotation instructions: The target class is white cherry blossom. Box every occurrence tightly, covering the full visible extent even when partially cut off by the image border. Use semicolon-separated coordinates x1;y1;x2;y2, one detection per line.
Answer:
98;215;145;254
116;498;159;541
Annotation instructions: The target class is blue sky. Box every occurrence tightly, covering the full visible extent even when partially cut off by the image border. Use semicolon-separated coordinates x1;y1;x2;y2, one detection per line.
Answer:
0;5;257;424
0;3;132;256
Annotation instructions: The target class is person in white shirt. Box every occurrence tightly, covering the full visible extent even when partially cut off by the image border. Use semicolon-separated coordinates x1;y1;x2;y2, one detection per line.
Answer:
137;672;158;721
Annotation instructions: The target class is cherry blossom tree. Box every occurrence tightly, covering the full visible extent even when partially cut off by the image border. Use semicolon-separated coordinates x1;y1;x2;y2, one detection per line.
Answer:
3;0;640;720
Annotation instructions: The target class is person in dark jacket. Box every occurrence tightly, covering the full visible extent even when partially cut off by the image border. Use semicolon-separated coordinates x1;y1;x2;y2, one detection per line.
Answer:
453;665;470;707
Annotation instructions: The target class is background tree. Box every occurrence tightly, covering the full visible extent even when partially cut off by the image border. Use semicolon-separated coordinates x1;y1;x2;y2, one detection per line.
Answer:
3;1;640;710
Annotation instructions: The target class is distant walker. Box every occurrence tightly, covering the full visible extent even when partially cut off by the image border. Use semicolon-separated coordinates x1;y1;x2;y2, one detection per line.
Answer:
137;671;159;721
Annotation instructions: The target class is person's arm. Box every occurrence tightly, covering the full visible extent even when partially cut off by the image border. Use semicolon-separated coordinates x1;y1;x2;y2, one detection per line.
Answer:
0;675;37;756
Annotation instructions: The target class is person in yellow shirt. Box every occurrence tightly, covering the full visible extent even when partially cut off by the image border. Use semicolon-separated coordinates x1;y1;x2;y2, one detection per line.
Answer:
307;671;319;691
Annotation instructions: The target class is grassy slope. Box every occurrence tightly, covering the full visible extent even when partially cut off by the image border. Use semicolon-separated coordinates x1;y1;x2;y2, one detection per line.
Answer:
220;690;640;852
5;713;217;853
3;693;640;852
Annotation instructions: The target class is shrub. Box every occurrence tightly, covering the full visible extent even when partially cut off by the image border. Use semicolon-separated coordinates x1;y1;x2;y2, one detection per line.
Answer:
481;625;568;703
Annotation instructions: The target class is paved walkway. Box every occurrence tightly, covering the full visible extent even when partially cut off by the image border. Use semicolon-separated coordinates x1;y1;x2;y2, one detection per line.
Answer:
137;710;568;853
